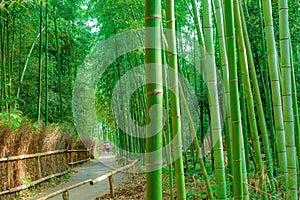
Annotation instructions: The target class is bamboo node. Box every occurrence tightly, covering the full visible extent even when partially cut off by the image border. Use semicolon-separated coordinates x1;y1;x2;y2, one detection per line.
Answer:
146;161;163;166
226;36;235;39
233;159;242;162
279;7;289;10
232;120;242;124
166;18;175;23
171;115;181;119
279;37;289;41
146;90;163;95
145;15;161;20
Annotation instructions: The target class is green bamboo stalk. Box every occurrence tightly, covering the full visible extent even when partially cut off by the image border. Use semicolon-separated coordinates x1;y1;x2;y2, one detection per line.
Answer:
241;135;249;199
233;1;267;198
239;1;276;193
278;0;298;198
37;1;43;121
213;0;233;178
165;0;186;199
45;0;49;125
145;0;163;199
257;0;277;170
162;56;174;199
239;68;250;172
54;4;63;122
261;0;288;189
190;0;205;47
224;0;243;198
290;43;300;185
203;0;227;199
179;84;214;199
9;8;16;110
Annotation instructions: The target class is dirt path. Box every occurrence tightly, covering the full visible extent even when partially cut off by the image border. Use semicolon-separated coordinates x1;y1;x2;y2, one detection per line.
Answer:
29;155;127;200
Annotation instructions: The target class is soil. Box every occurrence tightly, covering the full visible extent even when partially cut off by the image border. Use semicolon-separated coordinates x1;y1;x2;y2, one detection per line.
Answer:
96;174;171;200
95;175;146;200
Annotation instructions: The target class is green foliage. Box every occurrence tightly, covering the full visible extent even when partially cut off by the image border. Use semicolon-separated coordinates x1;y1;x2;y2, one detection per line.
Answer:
0;110;28;129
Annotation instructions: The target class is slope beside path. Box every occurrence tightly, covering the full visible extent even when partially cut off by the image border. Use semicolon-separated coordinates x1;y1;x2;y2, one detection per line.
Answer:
29;155;126;200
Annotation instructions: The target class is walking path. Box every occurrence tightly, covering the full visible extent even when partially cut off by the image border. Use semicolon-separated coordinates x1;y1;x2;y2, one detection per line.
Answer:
29;155;126;200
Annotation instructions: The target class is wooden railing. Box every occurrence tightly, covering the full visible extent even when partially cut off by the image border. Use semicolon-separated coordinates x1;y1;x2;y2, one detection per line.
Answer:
39;159;138;200
0;149;91;197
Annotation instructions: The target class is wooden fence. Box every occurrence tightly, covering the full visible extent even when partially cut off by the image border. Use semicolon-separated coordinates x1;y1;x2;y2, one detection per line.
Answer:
0;149;91;198
39;159;138;200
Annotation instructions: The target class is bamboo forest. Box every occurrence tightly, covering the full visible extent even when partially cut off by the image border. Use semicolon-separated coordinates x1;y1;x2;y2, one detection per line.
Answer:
0;0;299;199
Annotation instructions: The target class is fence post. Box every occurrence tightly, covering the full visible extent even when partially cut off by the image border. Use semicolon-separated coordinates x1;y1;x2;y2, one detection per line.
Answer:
62;190;69;200
7;160;11;189
109;175;114;197
37;156;42;178
132;163;136;179
70;151;73;168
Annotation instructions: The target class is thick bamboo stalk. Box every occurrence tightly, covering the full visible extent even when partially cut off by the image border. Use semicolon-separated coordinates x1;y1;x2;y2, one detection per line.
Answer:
213;0;233;178
261;0;288;188
278;0;298;198
224;0;244;198
203;0;227;199
233;1;265;198
239;1;276;193
144;0;163;199
165;0;186;199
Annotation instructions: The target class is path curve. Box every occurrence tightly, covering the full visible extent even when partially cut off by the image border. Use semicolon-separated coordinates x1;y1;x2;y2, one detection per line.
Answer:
29;155;126;200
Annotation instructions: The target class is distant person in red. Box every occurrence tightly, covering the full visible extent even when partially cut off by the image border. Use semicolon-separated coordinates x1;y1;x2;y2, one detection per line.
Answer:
103;143;107;153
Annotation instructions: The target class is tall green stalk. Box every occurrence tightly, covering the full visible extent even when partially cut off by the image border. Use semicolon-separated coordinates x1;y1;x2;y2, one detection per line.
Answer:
241;135;249;199
54;4;63;122
37;1;43;121
179;84;214;199
291;49;300;177
278;0;298;198
233;1;266;198
261;0;288;189
239;1;276;193
162;52;174;199
290;48;300;184
239;68;250;171
203;0;227;199
190;0;205;47
257;0;276;163
165;0;186;199
145;0;163;199
45;0;49;125
213;0;233;178
224;0;243;198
